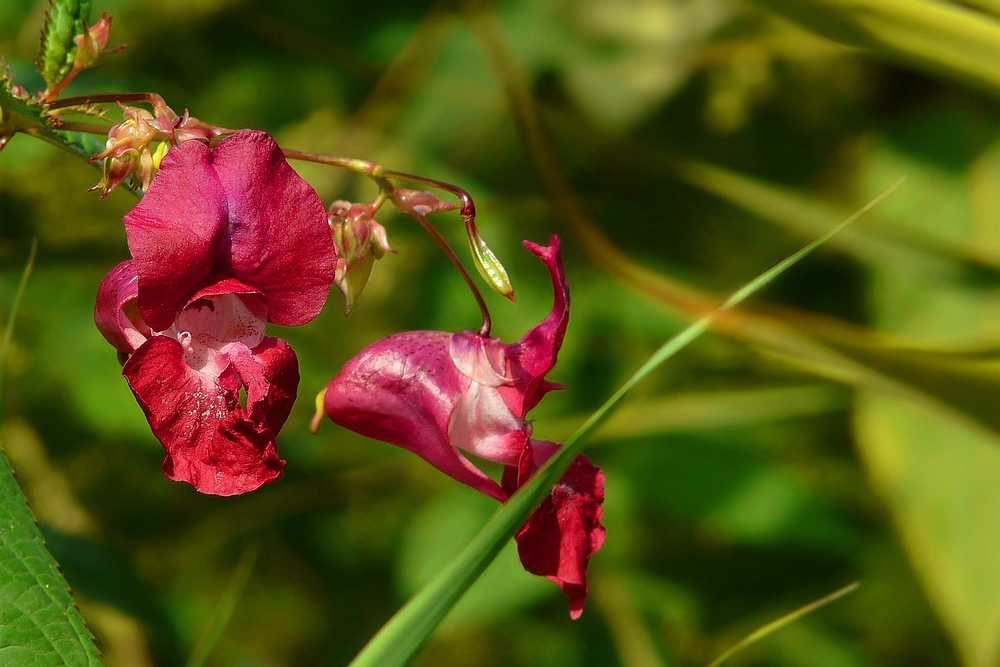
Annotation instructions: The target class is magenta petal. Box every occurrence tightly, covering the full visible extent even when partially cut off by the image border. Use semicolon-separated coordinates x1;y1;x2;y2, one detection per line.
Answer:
123;140;226;332
502;237;570;417
324;331;507;501
123;337;286;496
186;273;261;304
94;260;149;354
211;131;337;326
505;446;606;619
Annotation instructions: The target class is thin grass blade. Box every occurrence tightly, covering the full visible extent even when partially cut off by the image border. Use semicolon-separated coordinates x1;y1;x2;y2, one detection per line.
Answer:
706;582;860;667
0;238;37;421
185;543;259;667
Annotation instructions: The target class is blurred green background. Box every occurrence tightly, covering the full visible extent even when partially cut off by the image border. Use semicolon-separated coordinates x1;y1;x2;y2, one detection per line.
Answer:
5;0;1000;665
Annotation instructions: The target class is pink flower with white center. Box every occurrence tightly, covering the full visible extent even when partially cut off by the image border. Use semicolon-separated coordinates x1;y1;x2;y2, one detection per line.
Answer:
95;130;337;496
323;237;605;618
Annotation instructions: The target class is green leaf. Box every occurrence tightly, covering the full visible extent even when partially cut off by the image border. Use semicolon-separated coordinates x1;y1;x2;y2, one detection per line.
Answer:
346;181;897;667
857;394;1000;667
36;0;92;90
744;0;1000;97
0;242;103;666
850;119;1000;665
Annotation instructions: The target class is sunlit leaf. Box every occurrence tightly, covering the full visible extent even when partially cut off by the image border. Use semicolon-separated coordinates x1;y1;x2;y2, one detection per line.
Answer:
856;394;1000;666
849;107;1000;665
745;0;1000;96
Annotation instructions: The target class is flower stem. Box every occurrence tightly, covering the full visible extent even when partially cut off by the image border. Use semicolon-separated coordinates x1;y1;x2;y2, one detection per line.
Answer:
404;203;492;336
46;91;161;110
283;148;493;335
54;119;113;135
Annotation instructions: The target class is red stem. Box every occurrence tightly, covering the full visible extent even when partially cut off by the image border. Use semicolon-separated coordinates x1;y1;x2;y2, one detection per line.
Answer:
46;92;161;110
283;148;492;336
54;119;113;135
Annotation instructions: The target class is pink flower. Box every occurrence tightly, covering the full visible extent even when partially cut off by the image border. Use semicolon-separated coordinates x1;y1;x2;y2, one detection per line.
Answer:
95;130;337;495
323;237;605;617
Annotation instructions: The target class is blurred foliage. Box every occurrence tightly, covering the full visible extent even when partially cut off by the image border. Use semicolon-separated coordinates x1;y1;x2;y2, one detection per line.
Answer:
5;0;1000;665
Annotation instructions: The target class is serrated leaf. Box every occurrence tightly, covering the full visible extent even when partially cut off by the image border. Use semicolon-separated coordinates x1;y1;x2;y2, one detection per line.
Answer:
37;0;92;90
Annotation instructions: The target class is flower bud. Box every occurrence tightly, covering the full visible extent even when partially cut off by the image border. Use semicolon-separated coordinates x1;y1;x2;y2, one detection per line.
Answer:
72;13;113;71
89;149;138;197
329;201;395;314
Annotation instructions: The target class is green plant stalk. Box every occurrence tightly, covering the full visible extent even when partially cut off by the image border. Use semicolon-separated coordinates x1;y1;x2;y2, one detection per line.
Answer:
347;179;904;667
0;87;96;160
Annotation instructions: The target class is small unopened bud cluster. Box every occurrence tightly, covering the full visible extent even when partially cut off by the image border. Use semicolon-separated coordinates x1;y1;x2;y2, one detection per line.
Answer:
329;200;395;313
90;95;228;197
90;105;164;195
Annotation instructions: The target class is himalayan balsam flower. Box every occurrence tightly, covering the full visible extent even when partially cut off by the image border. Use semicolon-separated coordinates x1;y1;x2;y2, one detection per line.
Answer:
323;237;605;617
95;130;336;495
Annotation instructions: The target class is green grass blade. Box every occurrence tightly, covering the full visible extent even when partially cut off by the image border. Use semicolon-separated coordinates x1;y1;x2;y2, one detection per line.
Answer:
185;543;259;667
0;239;104;666
706;582;860;667
347;178;904;667
745;0;1000;96
0;239;37;421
